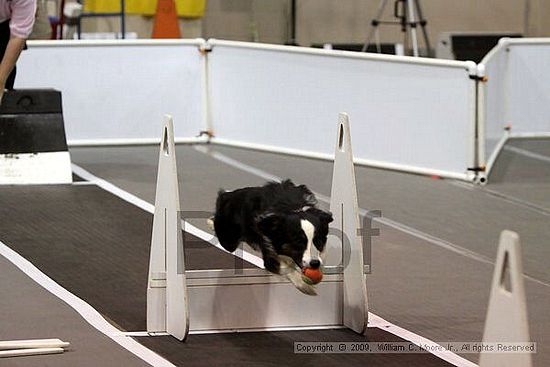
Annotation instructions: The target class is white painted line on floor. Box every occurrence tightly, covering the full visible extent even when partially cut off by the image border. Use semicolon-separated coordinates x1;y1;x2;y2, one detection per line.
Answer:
0;240;177;367
72;164;155;213
504;145;550;164
373;216;492;264
184;227;264;269
194;145;281;182
368;314;478;367
190;147;477;367
71;181;97;186
479;186;550;217
196;146;550;289
115;332;170;337
72;164;265;269
449;178;550;217
450;144;550;216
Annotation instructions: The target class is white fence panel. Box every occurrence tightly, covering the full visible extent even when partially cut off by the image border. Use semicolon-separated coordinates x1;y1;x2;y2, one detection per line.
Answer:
207;40;477;181
480;38;550;173
506;40;550;135
16;40;205;144
480;46;508;165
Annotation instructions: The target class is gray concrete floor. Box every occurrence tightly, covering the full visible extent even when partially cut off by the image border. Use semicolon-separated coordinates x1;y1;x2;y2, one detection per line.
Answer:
487;138;550;210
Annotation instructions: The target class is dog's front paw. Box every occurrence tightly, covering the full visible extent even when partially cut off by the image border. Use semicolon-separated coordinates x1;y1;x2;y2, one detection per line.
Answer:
264;256;281;274
294;281;318;296
286;269;318;296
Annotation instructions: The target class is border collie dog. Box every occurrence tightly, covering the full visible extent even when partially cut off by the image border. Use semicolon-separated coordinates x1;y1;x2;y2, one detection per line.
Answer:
212;180;333;275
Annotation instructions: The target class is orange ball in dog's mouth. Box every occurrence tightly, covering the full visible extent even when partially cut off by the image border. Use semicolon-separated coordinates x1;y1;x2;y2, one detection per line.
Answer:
302;268;323;285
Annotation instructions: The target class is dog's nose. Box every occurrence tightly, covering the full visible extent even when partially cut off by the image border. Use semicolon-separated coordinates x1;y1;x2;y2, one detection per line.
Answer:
309;259;321;269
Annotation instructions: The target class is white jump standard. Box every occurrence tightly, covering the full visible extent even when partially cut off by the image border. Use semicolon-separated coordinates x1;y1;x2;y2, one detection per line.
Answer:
327;113;369;335
146;113;369;340
147;115;189;341
479;230;532;367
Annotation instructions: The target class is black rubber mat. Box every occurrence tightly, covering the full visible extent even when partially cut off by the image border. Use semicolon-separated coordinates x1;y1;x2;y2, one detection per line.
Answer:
0;184;252;331
136;328;454;367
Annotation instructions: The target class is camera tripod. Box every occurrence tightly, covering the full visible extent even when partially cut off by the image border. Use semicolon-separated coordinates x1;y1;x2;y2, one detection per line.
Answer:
362;0;431;57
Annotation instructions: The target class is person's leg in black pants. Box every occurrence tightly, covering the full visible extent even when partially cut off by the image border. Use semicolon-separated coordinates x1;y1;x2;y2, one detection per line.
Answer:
0;19;17;90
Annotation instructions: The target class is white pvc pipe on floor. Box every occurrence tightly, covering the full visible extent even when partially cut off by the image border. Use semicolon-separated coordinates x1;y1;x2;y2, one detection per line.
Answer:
0;348;64;358
0;339;69;350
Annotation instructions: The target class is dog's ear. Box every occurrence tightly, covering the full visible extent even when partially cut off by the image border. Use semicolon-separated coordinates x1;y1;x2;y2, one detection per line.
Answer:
320;210;333;224
323;212;334;223
256;212;282;235
306;208;333;224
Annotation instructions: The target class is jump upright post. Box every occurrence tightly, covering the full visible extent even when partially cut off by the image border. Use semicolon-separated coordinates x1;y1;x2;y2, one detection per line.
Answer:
479;230;532;367
328;112;369;334
146;115;189;341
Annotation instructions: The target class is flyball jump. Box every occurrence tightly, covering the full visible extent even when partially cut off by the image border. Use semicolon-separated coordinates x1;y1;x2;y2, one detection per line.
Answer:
146;113;369;341
145;114;533;366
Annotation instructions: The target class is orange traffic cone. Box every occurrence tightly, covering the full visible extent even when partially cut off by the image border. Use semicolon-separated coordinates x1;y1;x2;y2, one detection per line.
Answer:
152;0;181;38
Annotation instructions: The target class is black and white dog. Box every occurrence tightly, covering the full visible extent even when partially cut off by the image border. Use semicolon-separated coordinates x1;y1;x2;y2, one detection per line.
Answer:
210;180;333;278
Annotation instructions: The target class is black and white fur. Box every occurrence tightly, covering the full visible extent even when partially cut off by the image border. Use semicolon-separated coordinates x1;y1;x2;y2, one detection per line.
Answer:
211;180;333;275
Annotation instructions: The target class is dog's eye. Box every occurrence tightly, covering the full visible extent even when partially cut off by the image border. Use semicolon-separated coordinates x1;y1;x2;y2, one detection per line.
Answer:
313;236;327;249
291;231;306;243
